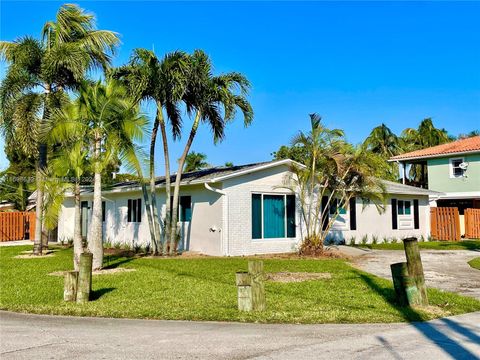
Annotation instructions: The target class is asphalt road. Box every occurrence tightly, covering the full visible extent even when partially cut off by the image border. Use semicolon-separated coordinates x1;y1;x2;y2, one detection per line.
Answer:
1;311;479;359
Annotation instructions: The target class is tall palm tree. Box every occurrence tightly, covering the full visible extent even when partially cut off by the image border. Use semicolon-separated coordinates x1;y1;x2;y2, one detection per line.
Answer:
112;49;189;254
401;118;451;183
0;4;119;255
184;152;209;172
169;50;253;254
60;79;146;270
363;123;400;180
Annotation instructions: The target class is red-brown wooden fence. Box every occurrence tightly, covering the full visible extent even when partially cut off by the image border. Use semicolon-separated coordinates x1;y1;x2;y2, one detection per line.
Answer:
0;212;36;242
430;207;461;241
465;208;480;239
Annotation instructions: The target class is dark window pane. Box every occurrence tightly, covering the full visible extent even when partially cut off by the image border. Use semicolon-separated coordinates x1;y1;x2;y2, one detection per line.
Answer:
398;200;404;215
102;201;106;222
127;199;132;222
252;194;262;239
180;196;192;222
286;195;296;238
137;199;142;223
404;201;411;215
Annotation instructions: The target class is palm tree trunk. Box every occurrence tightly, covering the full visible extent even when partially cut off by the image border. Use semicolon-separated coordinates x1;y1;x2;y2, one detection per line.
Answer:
141;182;157;254
73;182;83;271
87;133;104;270
170;111;201;254
150;108;163;254
33;87;51;255
158;110;172;255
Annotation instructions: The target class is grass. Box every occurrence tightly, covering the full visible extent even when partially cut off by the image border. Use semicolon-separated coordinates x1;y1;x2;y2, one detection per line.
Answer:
468;257;480;270
355;240;480;251
1;245;479;324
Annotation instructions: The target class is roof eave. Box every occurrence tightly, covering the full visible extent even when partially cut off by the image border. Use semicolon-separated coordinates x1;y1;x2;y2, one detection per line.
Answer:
389;149;480;162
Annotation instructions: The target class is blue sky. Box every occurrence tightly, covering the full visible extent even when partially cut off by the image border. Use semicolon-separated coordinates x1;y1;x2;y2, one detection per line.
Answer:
1;1;479;174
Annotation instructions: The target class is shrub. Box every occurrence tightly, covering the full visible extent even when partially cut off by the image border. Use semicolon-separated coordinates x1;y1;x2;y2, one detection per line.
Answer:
114;242;122;250
391;237;398;244
133;243;142;254
361;235;368;245
372;235;378;244
382;236;389;244
420;235;425;242
349;236;356;246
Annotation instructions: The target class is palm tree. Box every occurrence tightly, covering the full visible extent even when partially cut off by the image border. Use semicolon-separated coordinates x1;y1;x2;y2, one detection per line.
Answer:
184;152;209;172
401;118;452;183
0;4;119;255
363;123;400;180
59;79;146;270
284;114;385;255
112;49;189;254
169;50;253;254
45;103;89;270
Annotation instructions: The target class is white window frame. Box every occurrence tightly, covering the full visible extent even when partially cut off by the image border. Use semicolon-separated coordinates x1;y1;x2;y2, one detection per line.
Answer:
252;192;295;240
450;157;465;178
397;199;414;230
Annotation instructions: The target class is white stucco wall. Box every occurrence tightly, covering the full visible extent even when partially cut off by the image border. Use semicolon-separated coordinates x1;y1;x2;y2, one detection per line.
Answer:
329;195;430;244
221;164;301;256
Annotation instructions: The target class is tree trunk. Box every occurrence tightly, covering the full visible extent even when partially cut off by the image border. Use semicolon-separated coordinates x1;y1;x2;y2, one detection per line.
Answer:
87;134;104;270
141;182;157;254
77;252;93;303
150;108;163;254
170;111;201;254
73;182;83;271
33;88;51;255
159;108;173;255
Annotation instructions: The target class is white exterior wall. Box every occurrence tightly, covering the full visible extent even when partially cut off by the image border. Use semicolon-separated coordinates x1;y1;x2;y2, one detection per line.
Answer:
57;185;224;254
221;164;301;256
329;195;430;244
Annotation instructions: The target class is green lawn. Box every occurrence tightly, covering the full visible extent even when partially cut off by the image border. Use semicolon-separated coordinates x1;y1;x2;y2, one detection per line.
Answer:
468;257;480;270
355;240;480;251
1;245;479;324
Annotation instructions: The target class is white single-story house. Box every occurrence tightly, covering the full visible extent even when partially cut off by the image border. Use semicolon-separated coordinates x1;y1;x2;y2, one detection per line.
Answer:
57;159;439;256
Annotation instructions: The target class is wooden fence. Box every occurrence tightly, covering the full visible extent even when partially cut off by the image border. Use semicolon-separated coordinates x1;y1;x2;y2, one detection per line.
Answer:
465;208;480;239
0;212;36;242
430;207;460;241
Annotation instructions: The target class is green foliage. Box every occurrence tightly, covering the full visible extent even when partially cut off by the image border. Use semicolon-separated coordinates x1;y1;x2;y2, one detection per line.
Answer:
224;162;234;167
349;236;356;246
372;235;378;245
382;236;389;244
184;151;209;172
391;237;398;244
1;246;479;323
361;235;369;245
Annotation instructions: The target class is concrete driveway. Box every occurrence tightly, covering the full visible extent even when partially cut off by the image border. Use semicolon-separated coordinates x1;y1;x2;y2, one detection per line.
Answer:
1;311;479;359
353;249;480;300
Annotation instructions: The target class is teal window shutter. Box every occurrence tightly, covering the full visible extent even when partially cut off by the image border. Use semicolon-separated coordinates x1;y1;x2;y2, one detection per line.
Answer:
286;195;296;238
252;194;262;239
263;195;285;238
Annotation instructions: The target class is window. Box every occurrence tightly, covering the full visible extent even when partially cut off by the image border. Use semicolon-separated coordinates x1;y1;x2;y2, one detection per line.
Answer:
127;199;142;223
180;196;192;222
252;194;296;239
102;201;106;222
450;158;465;178
329;199;347;215
397;200;411;215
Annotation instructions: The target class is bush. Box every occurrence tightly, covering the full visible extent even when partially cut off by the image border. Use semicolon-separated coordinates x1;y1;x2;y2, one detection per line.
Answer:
391;237;398;244
372;235;378;245
349;236;356;246
361;235;368;245
382;236;389;244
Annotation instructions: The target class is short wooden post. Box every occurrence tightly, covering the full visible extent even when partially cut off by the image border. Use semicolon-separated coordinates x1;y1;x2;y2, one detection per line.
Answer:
236;272;252;311
390;262;421;306
403;237;428;305
64;271;78;302
77;252;93;303
248;260;266;311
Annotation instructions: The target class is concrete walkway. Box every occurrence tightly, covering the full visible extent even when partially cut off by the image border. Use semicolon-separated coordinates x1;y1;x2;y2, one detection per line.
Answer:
354;249;480;300
1;311;479;359
0;240;31;247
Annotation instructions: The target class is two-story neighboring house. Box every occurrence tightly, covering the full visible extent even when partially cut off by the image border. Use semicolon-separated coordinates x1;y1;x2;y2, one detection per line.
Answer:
389;136;480;235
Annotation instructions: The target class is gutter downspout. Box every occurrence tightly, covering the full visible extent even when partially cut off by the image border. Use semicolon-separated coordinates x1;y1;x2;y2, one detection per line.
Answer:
204;183;229;256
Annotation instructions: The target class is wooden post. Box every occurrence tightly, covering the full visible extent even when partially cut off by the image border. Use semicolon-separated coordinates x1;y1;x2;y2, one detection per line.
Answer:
403;237;428;305
77;252;93;303
248;260;266;311
64;271;78;302
236;272;252;311
390;262;421;306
